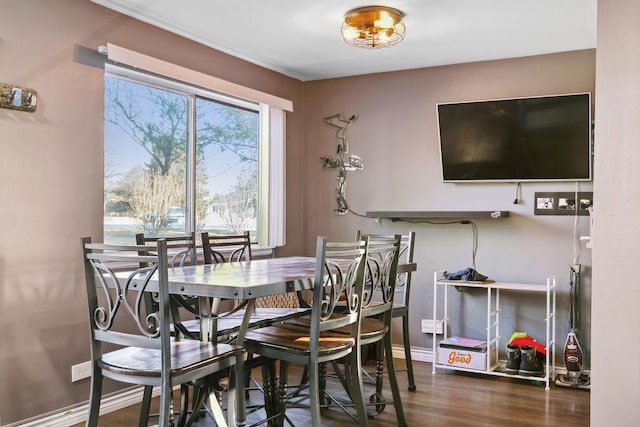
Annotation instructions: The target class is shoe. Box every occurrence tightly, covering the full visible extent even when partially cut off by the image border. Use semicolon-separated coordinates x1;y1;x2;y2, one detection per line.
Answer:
518;345;544;377
505;344;520;375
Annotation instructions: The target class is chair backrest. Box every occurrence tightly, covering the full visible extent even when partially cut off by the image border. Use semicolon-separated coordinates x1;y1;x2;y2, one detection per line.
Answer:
135;232;201;338
201;231;252;264
357;231;415;308
396;231;415;307
309;236;368;341
355;233;402;319
135;232;197;267
81;237;171;365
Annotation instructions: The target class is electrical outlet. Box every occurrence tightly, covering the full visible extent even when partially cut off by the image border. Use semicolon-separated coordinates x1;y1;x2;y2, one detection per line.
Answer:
534;191;593;216
71;361;92;382
421;319;444;334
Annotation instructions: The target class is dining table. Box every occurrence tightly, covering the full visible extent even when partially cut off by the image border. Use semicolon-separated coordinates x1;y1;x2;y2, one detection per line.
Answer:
122;254;416;425
129;255;417;346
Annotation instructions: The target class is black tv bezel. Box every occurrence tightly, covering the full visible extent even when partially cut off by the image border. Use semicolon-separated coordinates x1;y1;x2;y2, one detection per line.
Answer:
436;92;593;183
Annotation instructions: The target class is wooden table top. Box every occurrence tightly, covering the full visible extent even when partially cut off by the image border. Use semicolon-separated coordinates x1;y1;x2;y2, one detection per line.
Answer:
167;256;317;300
124;256;416;300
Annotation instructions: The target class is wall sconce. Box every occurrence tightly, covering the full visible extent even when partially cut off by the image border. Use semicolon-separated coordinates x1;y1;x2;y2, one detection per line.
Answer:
1;82;38;112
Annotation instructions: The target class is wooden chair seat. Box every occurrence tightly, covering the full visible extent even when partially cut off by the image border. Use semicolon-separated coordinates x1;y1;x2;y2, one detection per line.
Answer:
245;324;356;357
100;340;241;379
284;314;387;344
175;307;311;340
344;317;386;343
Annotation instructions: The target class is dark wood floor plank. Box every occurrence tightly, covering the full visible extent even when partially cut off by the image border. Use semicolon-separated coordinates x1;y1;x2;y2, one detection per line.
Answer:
74;359;589;426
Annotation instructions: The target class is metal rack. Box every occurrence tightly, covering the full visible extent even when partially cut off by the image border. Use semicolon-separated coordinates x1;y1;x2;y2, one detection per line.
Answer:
431;271;556;389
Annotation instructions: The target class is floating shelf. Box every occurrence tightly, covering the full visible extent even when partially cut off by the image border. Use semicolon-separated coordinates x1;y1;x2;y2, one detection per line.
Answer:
365;211;510;221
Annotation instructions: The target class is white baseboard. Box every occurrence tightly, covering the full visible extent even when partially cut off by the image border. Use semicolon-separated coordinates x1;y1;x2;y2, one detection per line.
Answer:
10;386;161;427
391;344;434;363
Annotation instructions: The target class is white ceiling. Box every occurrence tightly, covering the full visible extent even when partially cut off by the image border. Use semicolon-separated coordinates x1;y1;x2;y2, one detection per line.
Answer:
90;0;597;81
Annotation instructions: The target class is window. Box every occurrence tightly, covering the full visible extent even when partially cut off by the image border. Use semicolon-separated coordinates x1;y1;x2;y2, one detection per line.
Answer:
103;67;274;246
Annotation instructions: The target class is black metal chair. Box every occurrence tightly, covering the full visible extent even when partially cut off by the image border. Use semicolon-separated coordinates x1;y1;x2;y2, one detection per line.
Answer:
390;231;417;391
334;233;405;424
243;236;370;426
81;237;245;427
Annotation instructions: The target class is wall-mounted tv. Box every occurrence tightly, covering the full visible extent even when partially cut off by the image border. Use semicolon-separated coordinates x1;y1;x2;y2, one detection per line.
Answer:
437;93;592;182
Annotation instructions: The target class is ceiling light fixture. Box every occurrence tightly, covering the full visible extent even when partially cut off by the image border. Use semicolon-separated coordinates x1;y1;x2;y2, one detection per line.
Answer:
341;6;406;49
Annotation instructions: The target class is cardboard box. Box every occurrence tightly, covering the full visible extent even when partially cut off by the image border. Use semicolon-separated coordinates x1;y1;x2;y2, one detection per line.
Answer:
438;341;497;371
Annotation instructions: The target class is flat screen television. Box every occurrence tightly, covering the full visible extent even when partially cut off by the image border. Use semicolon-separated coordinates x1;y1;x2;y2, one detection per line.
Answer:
437;93;592;182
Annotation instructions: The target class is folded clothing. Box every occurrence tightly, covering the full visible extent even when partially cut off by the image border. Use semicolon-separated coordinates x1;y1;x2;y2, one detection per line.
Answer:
442;267;488;282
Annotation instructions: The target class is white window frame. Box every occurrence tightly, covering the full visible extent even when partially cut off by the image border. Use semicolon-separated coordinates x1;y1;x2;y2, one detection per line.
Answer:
102;44;291;248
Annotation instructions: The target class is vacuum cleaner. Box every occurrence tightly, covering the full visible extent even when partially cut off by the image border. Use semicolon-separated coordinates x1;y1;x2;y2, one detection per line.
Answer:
556;264;591;389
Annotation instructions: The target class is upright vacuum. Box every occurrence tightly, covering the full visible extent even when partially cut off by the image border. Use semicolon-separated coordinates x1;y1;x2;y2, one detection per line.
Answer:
555;264;590;389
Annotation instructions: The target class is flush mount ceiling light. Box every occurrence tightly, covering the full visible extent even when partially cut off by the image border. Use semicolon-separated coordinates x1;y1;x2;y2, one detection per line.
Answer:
341;6;406;49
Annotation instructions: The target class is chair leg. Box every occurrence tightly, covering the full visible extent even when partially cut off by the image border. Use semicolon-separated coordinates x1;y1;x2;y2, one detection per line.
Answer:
139;385;153;427
184;386;207;427
206;387;227;427
318;362;327;406
85;370;102;427
277;361;289;427
176;384;189;427
346;348;369;427
375;341;384;397
158;384;173;427
229;353;246;427
262;360;277;426
384;333;407;427
307;361;323;426
300;364;310;387
401;314;416;391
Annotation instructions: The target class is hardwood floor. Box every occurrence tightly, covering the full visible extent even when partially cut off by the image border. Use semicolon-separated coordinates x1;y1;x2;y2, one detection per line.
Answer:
77;359;590;426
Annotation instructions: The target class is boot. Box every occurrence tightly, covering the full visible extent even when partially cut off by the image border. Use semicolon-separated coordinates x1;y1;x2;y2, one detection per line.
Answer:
518;345;544;377
505;344;520;375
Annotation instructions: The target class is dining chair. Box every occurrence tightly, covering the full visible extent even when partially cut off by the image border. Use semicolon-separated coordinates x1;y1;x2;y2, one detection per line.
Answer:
351;231;417;392
198;231;310;337
201;230;252;264
136;231;255;342
81;237;245;427
243;236;370;427
135;232;200;338
329;233;405;425
387;231;416;391
135;232;210;425
200;231;311;407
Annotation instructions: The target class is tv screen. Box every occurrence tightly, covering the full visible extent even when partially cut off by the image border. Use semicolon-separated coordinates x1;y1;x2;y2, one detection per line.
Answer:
437;93;592;182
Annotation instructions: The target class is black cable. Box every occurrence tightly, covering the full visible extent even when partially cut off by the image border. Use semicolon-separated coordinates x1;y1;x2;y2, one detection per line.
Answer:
390;218;479;270
513;182;522;204
471;221;478;270
392;219;463;225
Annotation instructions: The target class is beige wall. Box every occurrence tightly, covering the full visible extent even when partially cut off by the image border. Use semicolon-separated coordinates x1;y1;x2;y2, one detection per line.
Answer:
592;1;640;425
0;0;303;424
303;51;594;354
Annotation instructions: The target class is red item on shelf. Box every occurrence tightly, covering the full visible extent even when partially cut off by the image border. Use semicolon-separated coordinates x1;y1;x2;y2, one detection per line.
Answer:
510;337;546;355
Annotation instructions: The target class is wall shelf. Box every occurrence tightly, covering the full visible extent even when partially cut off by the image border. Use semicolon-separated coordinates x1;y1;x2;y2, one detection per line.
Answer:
365;211;510;221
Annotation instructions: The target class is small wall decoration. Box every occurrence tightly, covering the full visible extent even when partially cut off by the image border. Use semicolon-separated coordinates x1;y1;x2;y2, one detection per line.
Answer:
321;113;364;215
1;82;37;112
